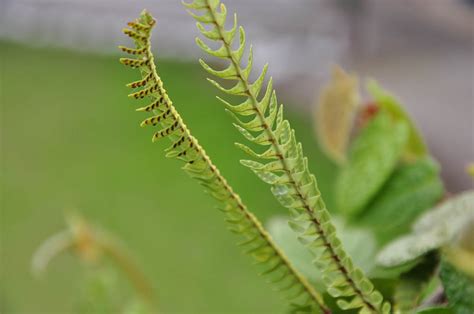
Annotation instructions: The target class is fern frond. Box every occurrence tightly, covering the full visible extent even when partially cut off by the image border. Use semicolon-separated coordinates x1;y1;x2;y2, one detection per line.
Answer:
185;1;390;312
119;10;327;313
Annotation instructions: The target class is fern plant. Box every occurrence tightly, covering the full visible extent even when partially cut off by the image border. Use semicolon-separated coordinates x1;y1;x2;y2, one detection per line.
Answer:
24;3;472;312
183;1;389;312
119;11;328;313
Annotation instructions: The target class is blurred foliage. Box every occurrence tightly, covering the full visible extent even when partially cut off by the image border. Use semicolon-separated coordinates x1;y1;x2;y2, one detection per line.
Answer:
77;268;121;313
31;215;154;313
310;66;471;312
75;266;151;314
377;191;474;267
443;223;474;277
356;157;444;245
367;81;428;160
440;260;474;314
392;253;439;313
335;110;409;216
315;65;359;164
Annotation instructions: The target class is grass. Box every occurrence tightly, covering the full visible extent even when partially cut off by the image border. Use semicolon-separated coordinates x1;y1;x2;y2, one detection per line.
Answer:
0;40;336;313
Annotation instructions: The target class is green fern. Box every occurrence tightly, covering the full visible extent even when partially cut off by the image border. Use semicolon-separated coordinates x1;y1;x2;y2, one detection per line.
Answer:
184;1;390;312
119;11;327;313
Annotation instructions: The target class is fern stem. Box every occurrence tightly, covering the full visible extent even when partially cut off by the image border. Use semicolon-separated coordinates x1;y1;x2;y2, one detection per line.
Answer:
188;1;389;312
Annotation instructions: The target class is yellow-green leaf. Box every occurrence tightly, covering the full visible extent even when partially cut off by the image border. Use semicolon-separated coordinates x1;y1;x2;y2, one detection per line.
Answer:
315;65;360;164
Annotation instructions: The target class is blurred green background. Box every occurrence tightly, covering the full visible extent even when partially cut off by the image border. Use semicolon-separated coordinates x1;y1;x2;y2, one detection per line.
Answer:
0;40;337;313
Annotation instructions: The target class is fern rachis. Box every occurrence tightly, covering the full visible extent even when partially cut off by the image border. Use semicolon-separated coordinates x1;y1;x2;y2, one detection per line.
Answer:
184;1;390;312
119;11;328;313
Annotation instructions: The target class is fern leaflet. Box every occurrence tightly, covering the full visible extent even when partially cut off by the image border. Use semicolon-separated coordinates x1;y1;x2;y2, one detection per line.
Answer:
184;1;390;312
119;11;328;313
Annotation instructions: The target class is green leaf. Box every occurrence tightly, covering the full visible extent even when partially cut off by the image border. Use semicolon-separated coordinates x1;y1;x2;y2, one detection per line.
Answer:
440;259;474;314
369;258;421;280
413;191;474;234
377;191;474;267
356;157;444;245
335;110;409;216
367;80;428;159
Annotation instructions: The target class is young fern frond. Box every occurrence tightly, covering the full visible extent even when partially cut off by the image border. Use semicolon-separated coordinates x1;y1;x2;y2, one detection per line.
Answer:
119;11;328;313
184;1;390;312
